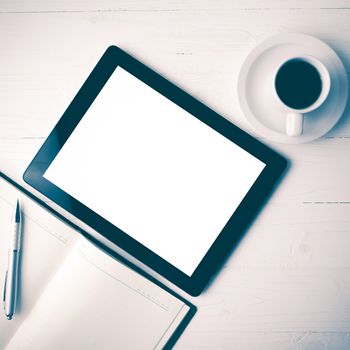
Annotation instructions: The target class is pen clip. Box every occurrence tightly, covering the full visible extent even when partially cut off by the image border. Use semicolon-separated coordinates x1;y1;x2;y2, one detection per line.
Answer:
3;270;8;306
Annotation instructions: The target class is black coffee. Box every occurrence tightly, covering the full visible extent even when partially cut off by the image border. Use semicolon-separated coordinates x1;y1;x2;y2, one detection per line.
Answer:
275;59;322;110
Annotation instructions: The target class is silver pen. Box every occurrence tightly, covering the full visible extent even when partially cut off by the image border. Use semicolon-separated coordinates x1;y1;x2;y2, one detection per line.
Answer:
3;199;22;320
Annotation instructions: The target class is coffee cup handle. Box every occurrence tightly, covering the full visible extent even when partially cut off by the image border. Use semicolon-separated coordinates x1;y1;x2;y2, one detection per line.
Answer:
286;113;303;136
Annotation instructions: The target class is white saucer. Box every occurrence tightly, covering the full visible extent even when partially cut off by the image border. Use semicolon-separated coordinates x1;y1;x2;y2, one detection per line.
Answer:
238;33;348;144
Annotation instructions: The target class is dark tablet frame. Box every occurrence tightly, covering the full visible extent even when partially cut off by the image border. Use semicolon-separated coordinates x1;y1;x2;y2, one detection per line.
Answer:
23;46;287;296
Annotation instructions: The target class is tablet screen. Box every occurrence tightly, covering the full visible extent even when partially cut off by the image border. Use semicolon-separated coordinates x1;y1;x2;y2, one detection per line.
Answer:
44;66;265;276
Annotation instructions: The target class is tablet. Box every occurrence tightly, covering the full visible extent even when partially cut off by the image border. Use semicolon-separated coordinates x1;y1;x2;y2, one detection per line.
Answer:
24;46;287;296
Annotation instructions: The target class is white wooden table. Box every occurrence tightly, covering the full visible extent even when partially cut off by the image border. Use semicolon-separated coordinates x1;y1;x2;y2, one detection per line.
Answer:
1;1;350;349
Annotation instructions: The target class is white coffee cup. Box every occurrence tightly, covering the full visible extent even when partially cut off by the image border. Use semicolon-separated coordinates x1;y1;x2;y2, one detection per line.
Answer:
274;56;331;137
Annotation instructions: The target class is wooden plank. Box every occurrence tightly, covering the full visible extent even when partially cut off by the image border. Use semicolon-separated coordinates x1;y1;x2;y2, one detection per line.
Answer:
1;0;350;13
177;330;350;349
187;267;350;331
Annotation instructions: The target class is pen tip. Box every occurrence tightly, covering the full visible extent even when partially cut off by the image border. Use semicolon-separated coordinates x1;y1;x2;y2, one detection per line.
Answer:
15;199;21;223
7;315;12;320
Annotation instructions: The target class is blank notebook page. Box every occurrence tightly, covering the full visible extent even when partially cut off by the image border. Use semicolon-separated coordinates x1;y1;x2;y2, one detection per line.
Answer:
5;239;190;350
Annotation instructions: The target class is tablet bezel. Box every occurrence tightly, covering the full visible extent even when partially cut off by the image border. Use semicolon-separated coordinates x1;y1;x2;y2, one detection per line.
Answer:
23;46;287;296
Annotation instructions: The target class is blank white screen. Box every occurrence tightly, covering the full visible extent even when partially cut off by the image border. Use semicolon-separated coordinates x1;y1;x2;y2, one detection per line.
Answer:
44;67;265;276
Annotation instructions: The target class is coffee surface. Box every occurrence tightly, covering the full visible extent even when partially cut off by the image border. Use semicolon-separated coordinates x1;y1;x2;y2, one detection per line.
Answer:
275;59;322;110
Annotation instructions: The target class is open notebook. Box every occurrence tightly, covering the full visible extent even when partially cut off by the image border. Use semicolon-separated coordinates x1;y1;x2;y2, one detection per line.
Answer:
0;173;195;349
